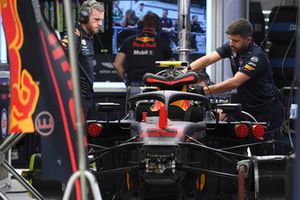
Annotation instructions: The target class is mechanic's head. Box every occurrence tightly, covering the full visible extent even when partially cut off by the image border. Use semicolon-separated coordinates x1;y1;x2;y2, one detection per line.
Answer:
192;15;198;22
162;9;168;18
141;12;161;32
139;3;144;11
225;18;253;53
79;0;105;34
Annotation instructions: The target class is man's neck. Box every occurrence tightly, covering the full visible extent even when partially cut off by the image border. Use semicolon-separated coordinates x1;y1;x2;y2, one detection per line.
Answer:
80;23;91;36
142;27;155;34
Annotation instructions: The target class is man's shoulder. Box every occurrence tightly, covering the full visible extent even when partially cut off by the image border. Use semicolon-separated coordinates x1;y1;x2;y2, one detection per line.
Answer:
123;34;139;43
216;42;230;50
61;25;84;49
62;25;82;40
246;44;267;61
74;28;81;38
244;45;269;68
216;42;231;57
73;23;83;36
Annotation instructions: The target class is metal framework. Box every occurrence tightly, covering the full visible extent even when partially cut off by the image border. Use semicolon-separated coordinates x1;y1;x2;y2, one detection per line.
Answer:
62;0;101;199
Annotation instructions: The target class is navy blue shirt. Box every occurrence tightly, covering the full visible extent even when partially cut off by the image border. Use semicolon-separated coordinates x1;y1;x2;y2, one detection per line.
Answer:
75;25;95;86
216;42;279;113
160;17;173;28
119;29;173;82
61;23;94;99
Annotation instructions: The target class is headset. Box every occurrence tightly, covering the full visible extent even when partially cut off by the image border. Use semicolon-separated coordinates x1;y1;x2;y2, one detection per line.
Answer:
79;0;99;24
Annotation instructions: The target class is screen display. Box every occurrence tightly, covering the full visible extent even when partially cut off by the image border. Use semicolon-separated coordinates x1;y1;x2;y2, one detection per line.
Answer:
0;16;8;64
111;0;206;54
94;0;206;82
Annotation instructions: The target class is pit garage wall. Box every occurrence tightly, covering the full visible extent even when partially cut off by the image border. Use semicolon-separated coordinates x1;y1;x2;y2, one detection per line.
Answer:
205;0;248;84
293;0;300;199
206;0;296;84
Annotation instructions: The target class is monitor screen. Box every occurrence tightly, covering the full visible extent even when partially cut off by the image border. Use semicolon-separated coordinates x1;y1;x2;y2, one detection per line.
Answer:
93;0;206;82
0;16;8;64
111;0;206;54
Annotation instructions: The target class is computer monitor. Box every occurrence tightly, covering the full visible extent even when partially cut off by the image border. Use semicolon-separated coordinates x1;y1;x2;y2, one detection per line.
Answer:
111;0;206;54
93;0;206;82
0;16;8;64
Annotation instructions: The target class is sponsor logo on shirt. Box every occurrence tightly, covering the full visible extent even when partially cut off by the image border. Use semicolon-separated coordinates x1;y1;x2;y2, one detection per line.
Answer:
81;39;87;46
244;64;255;72
133;50;154;55
132;41;157;48
132;36;157;48
135;36;155;43
75;28;81;37
248;62;257;67
81;39;91;53
250;56;259;62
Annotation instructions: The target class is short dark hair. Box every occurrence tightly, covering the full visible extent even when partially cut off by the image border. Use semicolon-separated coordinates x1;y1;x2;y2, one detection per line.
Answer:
142;13;160;31
225;18;253;37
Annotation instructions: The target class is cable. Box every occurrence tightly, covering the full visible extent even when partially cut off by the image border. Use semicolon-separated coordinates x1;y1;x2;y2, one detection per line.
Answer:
279;5;299;151
259;2;298;152
259;0;284;48
187;67;214;98
280;33;296;83
240;111;257;122
197;70;213;97
95;34;127;84
95;34;113;63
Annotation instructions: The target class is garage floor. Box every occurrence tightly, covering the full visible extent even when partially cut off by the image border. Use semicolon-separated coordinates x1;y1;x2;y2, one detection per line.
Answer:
1;169;60;200
5;179;35;200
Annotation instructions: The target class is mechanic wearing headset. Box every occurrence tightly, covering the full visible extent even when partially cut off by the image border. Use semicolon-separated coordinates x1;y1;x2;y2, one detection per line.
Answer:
185;18;287;155
114;12;173;86
61;0;104;119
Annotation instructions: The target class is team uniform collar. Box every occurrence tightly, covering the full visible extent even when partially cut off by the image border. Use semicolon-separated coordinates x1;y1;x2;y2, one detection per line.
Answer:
142;28;155;35
76;23;93;39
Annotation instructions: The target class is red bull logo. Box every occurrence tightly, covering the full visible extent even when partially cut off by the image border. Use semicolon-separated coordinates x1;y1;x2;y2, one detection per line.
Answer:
135;36;155;43
1;0;40;133
133;36;157;48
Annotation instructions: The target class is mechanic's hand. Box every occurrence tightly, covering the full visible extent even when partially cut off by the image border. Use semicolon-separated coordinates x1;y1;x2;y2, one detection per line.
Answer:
189;84;204;95
203;86;210;96
181;66;191;74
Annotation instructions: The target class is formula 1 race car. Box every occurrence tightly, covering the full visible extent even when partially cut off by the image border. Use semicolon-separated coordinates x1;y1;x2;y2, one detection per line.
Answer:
87;61;291;200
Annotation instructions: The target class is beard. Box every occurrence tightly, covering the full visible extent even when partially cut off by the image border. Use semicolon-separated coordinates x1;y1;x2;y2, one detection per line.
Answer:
232;44;248;54
91;27;100;34
86;24;101;35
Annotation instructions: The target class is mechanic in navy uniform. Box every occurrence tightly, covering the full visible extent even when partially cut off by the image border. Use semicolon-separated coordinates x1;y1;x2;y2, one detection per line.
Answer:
160;9;177;47
114;12;173;85
186;18;287;155
61;0;104;119
191;15;204;51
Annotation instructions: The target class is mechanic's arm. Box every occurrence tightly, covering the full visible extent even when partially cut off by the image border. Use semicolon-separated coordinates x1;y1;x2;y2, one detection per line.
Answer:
114;52;126;81
204;72;250;95
189;51;222;72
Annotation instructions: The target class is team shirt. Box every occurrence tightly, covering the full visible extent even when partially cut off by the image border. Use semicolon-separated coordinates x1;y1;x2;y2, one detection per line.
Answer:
61;23;94;99
119;29;173;82
216;42;279;113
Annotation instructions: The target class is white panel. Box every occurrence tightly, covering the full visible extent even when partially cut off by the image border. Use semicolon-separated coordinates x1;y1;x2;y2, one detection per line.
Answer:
206;0;248;83
223;0;248;81
0;16;8;64
206;0;224;83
